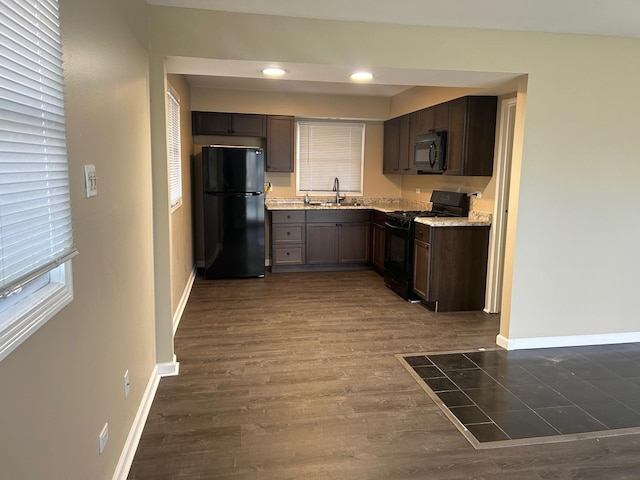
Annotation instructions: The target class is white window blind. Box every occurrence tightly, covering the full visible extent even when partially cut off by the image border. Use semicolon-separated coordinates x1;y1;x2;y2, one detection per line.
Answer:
0;0;75;360
167;86;182;210
0;0;75;296
297;120;365;194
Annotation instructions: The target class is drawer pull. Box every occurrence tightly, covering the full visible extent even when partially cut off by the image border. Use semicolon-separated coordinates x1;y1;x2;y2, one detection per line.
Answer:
287;231;291;235
286;252;290;256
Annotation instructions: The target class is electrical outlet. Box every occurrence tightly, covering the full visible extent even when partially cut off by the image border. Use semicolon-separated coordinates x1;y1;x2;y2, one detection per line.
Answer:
98;423;109;455
123;370;130;399
415;188;421;194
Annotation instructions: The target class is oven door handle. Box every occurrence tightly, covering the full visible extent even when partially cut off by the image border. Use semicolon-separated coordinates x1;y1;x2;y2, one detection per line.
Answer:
384;222;409;231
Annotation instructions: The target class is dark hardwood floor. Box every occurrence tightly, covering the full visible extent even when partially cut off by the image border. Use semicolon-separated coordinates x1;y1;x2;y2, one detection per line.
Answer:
128;270;640;479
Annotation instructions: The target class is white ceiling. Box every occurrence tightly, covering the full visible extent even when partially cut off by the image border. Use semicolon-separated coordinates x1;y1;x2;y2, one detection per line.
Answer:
153;0;640;96
167;57;520;97
148;0;640;38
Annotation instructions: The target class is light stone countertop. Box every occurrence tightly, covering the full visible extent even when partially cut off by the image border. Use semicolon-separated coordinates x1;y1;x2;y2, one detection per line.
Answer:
265;201;400;213
265;198;492;227
265;197;413;213
414;216;491;228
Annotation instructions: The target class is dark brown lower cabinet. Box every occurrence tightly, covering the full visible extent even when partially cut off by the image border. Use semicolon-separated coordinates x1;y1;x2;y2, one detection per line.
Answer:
338;223;371;263
306;223;337;264
306;213;371;266
271;210;306;272
271;209;371;272
412;237;429;299
371;211;386;274
413;224;490;312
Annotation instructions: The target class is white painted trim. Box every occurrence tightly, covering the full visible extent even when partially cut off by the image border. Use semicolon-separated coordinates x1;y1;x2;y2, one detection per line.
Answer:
173;267;196;336
112;358;181;479
496;332;640;350
485;97;517;313
112;365;161;480
157;354;180;377
0;262;74;362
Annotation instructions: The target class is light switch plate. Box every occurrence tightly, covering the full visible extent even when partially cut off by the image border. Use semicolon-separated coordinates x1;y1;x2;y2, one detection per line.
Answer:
84;164;97;198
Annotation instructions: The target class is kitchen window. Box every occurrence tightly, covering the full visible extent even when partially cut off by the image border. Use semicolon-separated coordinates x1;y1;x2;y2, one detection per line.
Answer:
0;0;76;361
296;120;365;196
167;85;182;211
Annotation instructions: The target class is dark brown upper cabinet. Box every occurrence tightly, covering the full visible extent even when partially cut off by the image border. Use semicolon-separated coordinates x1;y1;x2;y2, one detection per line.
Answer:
266;115;294;172
409;107;434;139
382;96;496;177
433;103;449;131
383;114;412;174
445;96;497;176
192;111;267;137
408;105;450;166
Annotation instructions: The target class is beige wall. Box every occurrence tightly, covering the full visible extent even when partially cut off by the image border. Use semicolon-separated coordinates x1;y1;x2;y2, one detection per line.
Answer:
191;87;402;199
189;88;402;263
191;84;506;221
389;85;481;118
389;86;501;212
167;74;195;318
149;6;640;346
0;0;157;478
3;4;638;478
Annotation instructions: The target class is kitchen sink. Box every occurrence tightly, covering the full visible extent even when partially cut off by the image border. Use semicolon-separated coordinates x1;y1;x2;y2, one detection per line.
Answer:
308;201;363;207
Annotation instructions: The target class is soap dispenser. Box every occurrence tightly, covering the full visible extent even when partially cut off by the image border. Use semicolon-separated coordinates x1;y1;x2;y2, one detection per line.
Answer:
304;192;310;204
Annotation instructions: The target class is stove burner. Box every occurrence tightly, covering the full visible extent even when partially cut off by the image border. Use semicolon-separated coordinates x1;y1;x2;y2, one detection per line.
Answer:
386;210;457;221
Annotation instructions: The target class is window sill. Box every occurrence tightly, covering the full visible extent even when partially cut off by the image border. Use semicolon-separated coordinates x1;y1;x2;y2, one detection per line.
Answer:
0;262;74;362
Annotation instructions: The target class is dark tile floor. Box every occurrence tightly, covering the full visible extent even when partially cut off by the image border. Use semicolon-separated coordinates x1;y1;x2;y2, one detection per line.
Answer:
403;343;640;447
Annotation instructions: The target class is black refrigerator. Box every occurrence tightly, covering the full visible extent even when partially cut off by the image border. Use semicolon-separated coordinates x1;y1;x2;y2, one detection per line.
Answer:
200;146;265;279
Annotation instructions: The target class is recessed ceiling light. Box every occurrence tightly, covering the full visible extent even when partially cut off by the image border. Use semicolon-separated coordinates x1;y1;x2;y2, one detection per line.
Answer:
262;67;286;76
350;71;373;81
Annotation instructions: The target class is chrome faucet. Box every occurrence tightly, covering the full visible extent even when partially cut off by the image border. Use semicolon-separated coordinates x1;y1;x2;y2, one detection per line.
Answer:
332;177;341;205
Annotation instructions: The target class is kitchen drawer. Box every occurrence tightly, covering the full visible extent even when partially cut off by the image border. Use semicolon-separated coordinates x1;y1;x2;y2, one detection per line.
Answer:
414;224;431;243
273;224;304;243
272;210;305;224
273;246;304;265
306;209;371;224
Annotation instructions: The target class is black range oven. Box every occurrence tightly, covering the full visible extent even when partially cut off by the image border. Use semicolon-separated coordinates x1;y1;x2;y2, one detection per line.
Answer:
383;191;470;301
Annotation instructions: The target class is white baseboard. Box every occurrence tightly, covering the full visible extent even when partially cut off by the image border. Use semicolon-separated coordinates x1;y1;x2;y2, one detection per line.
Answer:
112;270;193;479
112;355;180;480
496;331;640;350
112;365;161;480
173;267;196;335
157;355;180;377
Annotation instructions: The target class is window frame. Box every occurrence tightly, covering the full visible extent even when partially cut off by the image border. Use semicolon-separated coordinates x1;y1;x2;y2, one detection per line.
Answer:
0;264;73;361
167;84;182;212
295;119;365;197
0;0;75;362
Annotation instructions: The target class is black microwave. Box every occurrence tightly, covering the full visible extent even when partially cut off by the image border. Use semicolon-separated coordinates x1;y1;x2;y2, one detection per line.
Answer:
414;130;447;173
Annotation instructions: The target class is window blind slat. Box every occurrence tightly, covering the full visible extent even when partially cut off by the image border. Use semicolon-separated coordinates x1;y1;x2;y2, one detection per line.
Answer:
167;88;182;208
297;120;365;194
0;0;74;291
